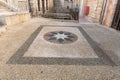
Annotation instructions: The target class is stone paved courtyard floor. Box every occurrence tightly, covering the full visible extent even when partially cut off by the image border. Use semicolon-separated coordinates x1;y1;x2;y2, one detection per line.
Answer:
0;17;120;80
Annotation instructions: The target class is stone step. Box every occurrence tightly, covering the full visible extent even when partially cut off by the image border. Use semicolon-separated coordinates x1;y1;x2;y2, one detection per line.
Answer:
0;12;31;26
0;9;10;12
0;12;31;36
43;13;72;20
0;25;7;36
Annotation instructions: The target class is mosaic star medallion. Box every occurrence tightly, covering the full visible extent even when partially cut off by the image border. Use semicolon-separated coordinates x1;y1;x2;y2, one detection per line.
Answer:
44;31;78;44
7;26;115;66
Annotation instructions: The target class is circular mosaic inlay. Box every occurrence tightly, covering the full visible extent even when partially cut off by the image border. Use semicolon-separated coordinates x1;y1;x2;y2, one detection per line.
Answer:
44;31;78;44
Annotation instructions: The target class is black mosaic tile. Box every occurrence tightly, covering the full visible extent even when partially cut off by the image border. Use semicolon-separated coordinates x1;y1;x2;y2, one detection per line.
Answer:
64;38;73;41
48;37;56;40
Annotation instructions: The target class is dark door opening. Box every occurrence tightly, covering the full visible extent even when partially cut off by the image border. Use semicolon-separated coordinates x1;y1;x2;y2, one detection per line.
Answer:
46;0;48;10
42;0;45;14
38;0;40;11
99;0;107;24
28;0;32;13
111;0;120;30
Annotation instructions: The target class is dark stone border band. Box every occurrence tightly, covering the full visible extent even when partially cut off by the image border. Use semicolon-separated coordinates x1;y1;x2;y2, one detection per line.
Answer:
7;25;116;66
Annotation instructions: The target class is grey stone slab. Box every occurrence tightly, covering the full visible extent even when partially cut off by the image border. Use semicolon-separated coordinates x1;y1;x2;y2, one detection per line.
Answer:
80;24;120;66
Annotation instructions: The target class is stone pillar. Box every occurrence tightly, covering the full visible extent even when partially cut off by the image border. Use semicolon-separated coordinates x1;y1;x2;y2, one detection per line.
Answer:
44;0;46;11
26;0;29;12
40;0;42;10
7;0;10;4
14;0;18;9
60;0;64;7
79;0;86;17
73;0;76;6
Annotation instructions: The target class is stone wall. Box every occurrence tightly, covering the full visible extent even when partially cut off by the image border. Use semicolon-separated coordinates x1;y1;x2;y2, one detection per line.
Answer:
64;0;81;9
0;0;29;12
0;12;31;26
0;3;10;12
54;0;80;13
2;0;18;9
85;0;118;27
102;0;118;27
30;0;53;16
18;0;29;12
85;0;104;22
0;12;31;35
0;0;18;12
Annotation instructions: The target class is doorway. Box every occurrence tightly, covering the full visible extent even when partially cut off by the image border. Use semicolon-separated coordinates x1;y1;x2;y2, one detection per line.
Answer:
42;0;45;14
99;0;107;24
111;0;120;30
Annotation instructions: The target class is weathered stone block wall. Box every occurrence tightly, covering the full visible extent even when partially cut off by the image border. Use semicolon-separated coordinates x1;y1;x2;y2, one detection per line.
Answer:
85;0;118;27
102;0;118;27
0;0;17;12
0;0;29;12
0;12;31;26
85;0;104;22
30;0;53;16
54;0;80;13
0;4;10;12
0;12;31;35
18;0;29;12
64;0;81;8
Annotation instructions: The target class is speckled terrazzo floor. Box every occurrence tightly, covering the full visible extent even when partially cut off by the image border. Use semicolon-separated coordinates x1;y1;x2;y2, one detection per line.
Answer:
0;18;120;80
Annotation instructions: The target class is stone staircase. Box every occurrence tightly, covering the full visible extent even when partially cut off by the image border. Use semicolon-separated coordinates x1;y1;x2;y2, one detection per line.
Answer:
0;1;30;36
0;5;10;12
0;0;17;12
43;13;72;20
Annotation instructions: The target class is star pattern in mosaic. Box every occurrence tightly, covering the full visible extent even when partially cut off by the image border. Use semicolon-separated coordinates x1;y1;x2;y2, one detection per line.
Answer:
44;31;78;44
